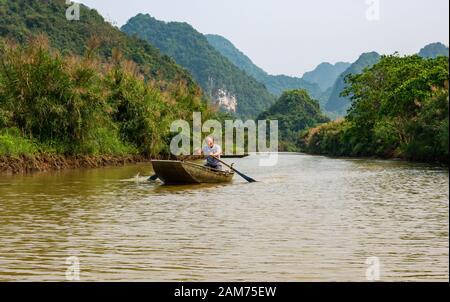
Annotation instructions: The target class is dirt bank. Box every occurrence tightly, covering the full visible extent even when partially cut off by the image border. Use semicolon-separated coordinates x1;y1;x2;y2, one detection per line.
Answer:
0;154;153;175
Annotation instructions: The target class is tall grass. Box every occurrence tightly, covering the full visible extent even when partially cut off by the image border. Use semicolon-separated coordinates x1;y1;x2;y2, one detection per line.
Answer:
0;128;38;156
0;35;211;157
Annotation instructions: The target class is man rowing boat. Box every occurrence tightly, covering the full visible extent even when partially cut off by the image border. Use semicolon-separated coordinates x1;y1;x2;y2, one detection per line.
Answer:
199;137;222;170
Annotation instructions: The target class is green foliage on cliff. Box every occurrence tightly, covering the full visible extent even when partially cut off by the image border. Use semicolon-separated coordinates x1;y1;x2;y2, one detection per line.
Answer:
122;14;276;118
301;55;449;164
258;90;329;151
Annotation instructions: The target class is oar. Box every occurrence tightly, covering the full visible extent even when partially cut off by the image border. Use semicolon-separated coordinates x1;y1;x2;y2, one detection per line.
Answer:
211;155;256;183
148;174;158;181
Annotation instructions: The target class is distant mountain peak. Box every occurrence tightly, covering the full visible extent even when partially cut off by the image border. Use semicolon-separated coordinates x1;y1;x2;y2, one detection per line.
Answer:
302;61;351;92
205;34;323;101
419;42;449;59
324;52;381;115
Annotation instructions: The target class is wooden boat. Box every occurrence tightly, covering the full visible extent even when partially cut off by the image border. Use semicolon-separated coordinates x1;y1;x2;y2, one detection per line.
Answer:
151;160;234;185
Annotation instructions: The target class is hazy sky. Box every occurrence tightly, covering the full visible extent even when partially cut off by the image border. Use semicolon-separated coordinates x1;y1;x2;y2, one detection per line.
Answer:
78;0;449;76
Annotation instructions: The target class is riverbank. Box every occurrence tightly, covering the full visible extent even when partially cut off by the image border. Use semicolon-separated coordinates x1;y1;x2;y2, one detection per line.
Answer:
299;150;449;167
0;154;153;175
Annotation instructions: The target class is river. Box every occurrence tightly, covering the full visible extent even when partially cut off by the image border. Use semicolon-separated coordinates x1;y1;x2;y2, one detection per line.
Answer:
0;154;448;281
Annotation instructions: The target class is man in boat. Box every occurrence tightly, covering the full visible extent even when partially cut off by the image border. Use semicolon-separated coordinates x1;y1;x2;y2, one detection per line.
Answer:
200;137;223;170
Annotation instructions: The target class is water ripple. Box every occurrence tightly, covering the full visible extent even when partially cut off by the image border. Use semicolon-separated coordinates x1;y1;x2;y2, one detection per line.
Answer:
0;155;448;281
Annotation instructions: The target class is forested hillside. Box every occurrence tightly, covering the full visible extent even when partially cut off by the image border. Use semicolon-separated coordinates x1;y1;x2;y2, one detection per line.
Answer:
0;0;198;88
0;0;211;158
122;14;276;118
301;55;449;164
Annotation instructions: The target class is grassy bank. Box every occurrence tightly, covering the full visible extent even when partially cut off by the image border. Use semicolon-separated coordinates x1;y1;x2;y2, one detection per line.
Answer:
0;128;146;174
0;154;152;175
0;127;137;156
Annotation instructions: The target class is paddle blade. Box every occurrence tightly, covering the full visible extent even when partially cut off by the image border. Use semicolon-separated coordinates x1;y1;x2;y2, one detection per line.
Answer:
211;155;256;183
234;169;257;183
148;174;158;181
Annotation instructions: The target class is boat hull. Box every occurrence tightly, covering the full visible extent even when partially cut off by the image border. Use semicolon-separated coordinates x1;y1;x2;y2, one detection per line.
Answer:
151;160;234;185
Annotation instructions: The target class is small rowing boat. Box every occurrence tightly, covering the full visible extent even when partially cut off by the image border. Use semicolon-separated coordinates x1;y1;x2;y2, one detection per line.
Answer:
151;160;234;185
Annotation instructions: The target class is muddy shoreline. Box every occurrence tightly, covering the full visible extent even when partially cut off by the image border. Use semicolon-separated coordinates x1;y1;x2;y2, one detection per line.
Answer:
0;154;154;175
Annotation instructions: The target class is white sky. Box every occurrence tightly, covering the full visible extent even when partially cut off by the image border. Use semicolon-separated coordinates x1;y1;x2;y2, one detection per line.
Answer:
78;0;449;76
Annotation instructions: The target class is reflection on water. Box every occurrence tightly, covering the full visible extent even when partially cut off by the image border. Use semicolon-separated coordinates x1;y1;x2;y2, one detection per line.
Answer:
0;154;448;281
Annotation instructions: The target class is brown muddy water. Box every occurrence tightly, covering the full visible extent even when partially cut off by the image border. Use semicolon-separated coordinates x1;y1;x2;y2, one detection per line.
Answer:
0;154;448;281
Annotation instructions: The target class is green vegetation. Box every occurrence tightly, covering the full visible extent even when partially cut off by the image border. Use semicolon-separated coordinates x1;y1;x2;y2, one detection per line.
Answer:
0;36;209;157
205;34;323;101
324;43;449;117
301;54;449;164
0;0;197;89
1;1;448;166
258;90;329;151
0;0;214;158
0;128;39;156
122;15;276;118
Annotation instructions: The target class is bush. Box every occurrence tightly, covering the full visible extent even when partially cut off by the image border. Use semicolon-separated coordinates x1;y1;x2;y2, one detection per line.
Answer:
301;54;449;164
0;128;38;156
70;127;138;156
0;36;212;157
